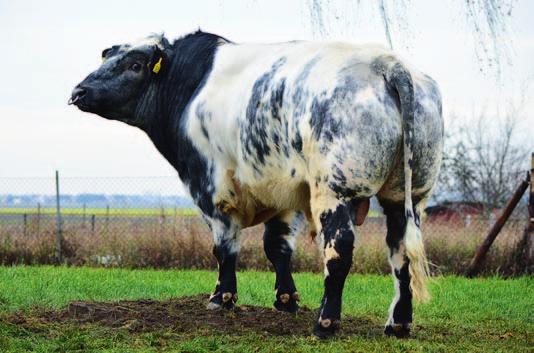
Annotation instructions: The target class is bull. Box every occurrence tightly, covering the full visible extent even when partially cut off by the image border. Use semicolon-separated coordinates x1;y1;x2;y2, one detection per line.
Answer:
70;31;443;338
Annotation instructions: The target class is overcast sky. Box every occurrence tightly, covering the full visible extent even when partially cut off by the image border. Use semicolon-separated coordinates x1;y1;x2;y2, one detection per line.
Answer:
0;0;533;183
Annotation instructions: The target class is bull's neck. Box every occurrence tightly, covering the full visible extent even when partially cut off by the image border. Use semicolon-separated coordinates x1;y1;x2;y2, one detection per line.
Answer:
139;32;223;217
142;32;221;170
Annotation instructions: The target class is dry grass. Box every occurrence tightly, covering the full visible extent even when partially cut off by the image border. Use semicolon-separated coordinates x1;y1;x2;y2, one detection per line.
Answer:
0;214;528;276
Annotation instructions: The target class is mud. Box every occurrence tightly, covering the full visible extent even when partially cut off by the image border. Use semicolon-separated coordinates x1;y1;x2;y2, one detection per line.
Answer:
6;295;383;337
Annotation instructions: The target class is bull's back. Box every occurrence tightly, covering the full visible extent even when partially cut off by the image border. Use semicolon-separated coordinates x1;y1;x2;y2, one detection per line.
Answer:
225;42;402;175
188;40;441;208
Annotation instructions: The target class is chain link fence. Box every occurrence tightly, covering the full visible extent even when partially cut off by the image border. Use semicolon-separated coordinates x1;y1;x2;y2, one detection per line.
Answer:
0;175;528;275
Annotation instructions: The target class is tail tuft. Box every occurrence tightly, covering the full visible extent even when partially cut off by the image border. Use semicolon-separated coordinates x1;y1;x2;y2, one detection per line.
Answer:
404;216;430;303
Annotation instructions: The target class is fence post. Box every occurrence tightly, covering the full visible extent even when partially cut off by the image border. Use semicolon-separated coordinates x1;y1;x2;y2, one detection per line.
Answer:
522;153;534;273
105;205;110;234
23;214;27;237
55;170;63;264
36;203;41;237
159;205;165;236
173;206;177;236
91;214;95;235
466;173;530;277
82;203;86;228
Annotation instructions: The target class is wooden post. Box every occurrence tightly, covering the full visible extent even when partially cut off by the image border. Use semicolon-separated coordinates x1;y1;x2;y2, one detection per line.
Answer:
522;153;534;273
466;175;530;277
55;170;63;263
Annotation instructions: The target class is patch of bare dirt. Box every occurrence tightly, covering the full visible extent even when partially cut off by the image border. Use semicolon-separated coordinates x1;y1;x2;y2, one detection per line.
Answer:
5;295;382;337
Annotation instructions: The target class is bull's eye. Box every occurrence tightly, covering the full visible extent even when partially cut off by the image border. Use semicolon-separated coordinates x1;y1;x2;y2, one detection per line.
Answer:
129;62;142;72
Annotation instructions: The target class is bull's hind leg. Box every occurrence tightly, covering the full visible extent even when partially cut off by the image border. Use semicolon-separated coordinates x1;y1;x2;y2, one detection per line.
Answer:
311;195;355;339
263;211;302;313
380;202;417;338
206;219;240;310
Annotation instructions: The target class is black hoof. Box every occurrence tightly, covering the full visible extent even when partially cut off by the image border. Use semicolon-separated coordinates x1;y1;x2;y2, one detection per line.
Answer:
384;324;411;338
273;292;299;313
207;292;237;310
312;319;339;339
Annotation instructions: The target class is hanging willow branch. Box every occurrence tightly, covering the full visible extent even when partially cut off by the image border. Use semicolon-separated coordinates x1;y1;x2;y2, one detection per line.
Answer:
464;0;515;77
304;0;515;77
378;0;394;49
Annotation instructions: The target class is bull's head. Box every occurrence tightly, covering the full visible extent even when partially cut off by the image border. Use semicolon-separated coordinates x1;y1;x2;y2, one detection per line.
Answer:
69;34;170;127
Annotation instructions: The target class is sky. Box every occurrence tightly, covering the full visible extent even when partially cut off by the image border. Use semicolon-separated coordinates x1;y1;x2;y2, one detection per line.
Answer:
0;0;533;186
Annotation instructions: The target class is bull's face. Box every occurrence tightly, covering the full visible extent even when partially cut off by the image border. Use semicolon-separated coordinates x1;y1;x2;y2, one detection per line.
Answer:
69;35;168;126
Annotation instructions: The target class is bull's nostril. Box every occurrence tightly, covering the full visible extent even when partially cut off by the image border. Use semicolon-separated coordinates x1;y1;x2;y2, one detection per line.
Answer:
68;87;87;105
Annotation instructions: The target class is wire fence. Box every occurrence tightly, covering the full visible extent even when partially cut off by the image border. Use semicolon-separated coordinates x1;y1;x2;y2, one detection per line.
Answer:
0;175;529;275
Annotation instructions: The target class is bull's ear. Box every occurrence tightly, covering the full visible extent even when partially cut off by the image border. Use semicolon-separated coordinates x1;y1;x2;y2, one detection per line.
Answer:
101;45;120;62
101;48;112;59
148;45;165;75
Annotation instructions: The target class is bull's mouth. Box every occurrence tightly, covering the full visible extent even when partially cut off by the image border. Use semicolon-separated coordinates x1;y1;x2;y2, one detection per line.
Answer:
68;87;96;112
68;96;94;113
74;102;92;112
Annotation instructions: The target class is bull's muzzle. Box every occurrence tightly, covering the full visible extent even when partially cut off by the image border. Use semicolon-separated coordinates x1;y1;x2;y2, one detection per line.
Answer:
68;86;87;105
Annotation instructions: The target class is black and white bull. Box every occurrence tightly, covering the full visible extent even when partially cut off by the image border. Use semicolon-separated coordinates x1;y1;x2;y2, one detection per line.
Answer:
70;31;443;338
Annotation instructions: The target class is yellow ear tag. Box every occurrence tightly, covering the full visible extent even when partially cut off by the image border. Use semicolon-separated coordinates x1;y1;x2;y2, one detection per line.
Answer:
152;57;162;74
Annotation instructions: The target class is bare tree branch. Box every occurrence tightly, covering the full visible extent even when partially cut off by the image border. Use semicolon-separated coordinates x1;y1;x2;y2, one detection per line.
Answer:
435;105;529;215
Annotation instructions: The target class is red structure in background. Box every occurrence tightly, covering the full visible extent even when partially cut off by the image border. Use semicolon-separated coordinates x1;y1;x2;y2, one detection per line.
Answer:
425;201;486;224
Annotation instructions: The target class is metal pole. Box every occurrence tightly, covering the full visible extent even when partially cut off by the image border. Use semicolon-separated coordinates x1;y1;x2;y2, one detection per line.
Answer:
36;202;41;237
159;205;165;236
82;203;86;228
173;206;177;236
105;205;109;235
55;170;63;263
91;214;95;235
466;175;530;277
23;214;27;237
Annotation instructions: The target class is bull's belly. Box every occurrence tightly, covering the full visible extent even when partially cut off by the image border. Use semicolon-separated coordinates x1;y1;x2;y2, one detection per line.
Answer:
239;163;311;211
237;135;399;211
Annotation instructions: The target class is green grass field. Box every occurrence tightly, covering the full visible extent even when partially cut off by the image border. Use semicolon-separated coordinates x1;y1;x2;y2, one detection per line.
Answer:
0;266;531;352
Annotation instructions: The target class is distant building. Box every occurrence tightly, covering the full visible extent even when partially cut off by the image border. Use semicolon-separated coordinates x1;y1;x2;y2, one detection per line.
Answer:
424;201;486;224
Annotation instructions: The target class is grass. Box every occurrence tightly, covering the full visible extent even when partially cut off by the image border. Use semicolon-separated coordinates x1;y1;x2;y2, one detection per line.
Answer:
0;266;532;352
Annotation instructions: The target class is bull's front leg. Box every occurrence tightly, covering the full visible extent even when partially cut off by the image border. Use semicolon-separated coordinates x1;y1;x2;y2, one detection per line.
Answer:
263;211;303;313
205;218;240;310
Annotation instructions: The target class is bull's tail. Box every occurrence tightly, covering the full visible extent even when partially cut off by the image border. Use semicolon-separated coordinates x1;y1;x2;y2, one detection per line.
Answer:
386;60;430;303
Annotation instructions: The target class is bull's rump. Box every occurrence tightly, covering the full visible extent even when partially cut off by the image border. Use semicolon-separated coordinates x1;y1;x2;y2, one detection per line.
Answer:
376;74;443;204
